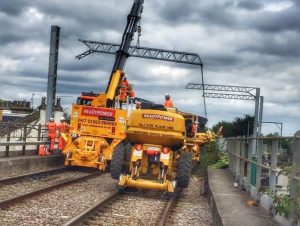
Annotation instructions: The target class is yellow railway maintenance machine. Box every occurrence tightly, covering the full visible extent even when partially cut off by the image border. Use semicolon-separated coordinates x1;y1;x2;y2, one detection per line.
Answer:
62;0;144;171
111;106;209;193
179;113;222;163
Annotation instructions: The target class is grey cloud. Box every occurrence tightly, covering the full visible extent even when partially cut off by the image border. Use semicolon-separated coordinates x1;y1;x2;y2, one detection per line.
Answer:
0;1;127;46
56;81;103;95
0;16;48;46
252;7;300;32
203;53;240;68
236;1;263;10
59;55;114;72
0;15;25;45
239;32;300;58
154;0;300;34
291;0;300;8
0;1;28;15
1;77;47;92
157;0;237;27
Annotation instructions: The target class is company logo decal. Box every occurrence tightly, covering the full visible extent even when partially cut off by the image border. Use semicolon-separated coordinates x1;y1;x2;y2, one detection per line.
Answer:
81;107;115;118
142;114;174;121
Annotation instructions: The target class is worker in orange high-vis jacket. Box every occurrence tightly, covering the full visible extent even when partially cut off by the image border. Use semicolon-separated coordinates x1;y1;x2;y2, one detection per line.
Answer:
58;117;69;151
121;76;129;88
119;77;129;108
192;123;197;137
128;84;135;104
45;118;57;154
119;86;127;108
164;94;174;108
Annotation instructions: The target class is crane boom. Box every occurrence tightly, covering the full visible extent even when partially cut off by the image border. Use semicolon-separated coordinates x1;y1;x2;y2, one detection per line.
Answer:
105;0;144;107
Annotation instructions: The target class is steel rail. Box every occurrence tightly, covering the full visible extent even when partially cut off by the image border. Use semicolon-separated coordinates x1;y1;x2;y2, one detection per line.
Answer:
0;171;100;209
64;187;184;226
63;190;120;226
157;188;182;226
0;166;68;185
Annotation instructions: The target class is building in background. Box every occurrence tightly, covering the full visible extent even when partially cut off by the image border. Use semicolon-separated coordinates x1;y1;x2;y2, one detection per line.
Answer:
0;99;33;122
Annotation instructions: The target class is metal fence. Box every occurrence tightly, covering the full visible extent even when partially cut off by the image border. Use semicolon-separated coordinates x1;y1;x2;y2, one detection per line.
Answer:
227;131;300;225
0;123;48;157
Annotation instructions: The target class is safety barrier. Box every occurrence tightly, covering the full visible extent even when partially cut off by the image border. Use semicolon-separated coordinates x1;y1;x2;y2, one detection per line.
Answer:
227;131;300;225
0;123;48;157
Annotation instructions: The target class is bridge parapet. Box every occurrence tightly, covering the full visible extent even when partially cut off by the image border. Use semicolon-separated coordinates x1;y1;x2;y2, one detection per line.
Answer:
226;132;300;225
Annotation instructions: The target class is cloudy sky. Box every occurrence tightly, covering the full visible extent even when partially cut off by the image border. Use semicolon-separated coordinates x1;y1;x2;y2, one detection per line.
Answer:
0;0;299;135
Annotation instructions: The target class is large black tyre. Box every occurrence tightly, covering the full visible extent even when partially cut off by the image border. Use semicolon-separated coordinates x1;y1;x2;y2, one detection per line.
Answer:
110;141;132;180
176;152;193;188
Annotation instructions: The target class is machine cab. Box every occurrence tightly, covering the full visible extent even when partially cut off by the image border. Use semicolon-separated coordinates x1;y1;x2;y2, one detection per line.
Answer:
76;92;99;106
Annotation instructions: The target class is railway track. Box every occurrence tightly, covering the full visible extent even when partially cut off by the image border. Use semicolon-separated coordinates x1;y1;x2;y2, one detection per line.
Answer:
0;164;212;225
157;189;182;226
0;170;100;209
63;165;206;226
164;176;212;225
0;173;116;225
0;166;68;185
63;190;120;226
64;188;181;226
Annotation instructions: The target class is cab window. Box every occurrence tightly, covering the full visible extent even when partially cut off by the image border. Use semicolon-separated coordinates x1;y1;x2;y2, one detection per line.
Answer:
76;97;93;106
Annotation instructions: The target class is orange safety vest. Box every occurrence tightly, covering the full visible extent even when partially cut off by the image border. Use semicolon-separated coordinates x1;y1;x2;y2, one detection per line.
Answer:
164;100;173;108
46;122;57;134
192;124;197;133
121;80;129;88
59;122;69;133
129;90;135;97
120;92;127;101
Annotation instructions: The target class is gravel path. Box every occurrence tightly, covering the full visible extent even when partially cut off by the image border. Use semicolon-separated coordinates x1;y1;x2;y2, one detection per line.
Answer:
0;174;116;226
166;176;213;226
83;190;169;226
0;171;89;201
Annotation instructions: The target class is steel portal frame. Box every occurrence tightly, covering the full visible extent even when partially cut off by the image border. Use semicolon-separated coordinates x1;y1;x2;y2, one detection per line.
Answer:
76;39;203;66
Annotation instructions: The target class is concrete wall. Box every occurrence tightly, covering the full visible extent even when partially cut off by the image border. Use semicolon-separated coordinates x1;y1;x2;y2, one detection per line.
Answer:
0;155;65;176
207;182;223;226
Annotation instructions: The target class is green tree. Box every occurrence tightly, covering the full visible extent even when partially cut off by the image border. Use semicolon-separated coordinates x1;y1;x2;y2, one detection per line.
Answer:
212;115;254;138
232;114;254;137
212;121;234;137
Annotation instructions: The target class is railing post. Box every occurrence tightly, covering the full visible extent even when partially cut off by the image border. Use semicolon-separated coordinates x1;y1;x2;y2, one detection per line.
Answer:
289;131;300;226
250;135;257;189
227;139;232;173
5;130;11;157
233;138;237;178
227;138;234;175
22;125;27;155
236;137;241;182
246;136;252;192
269;135;278;193
240;136;246;188
256;135;263;194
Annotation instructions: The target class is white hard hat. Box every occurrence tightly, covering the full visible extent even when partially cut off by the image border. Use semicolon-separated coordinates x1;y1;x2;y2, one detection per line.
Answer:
49;118;54;122
60;116;65;121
